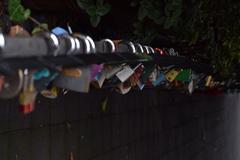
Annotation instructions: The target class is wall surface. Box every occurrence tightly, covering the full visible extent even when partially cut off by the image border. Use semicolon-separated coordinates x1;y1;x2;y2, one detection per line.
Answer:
0;89;239;160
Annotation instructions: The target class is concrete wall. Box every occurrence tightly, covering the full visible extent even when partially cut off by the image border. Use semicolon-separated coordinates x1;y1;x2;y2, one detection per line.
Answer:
0;90;239;160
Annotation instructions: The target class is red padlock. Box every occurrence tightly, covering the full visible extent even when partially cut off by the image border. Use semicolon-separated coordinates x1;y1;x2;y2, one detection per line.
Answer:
19;102;35;114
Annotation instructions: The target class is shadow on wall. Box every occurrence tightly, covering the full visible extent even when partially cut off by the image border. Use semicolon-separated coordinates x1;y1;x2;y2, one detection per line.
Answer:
0;90;239;160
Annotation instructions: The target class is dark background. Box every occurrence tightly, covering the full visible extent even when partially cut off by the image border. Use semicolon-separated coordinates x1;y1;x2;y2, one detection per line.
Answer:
1;1;240;159
0;90;239;160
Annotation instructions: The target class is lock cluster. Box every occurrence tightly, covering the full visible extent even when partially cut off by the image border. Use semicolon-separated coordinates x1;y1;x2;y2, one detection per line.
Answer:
0;26;239;114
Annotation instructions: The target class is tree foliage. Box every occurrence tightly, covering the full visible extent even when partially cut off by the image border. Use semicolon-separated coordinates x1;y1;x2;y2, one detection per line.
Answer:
132;0;240;78
76;0;111;27
8;0;31;23
4;0;240;78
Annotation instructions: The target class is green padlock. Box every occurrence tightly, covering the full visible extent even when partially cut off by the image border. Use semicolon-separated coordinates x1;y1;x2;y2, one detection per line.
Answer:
175;69;192;82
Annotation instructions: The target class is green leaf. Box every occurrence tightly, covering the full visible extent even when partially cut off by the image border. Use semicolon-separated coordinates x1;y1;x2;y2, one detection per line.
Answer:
76;0;94;9
90;15;101;27
24;9;31;19
96;3;111;16
164;18;174;29
190;32;199;45
96;0;104;6
76;0;111;27
32;23;48;34
101;97;108;112
138;7;147;20
86;6;97;16
8;0;31;23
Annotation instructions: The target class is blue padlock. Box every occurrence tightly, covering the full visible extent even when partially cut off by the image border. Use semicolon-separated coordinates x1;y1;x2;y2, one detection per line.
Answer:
51;27;68;36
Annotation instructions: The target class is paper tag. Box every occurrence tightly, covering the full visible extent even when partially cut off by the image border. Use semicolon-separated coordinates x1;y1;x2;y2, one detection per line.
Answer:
105;65;124;79
116;66;135;83
165;69;180;82
126;64;144;88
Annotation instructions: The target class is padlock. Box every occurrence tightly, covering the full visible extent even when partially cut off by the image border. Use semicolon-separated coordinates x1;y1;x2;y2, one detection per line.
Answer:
140;65;156;84
52;27;68;36
145;68;158;87
62;68;82;78
175;69;192;83
165;68;181;82
152;71;166;87
41;86;59;99
205;75;213;87
19;70;37;114
9;25;30;37
33;68;50;81
54;66;91;93
0;69;24;99
34;70;59;92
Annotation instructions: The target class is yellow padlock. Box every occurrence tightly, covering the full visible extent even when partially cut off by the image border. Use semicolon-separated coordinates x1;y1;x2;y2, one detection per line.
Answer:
165;69;181;82
205;75;213;87
41;86;59;99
